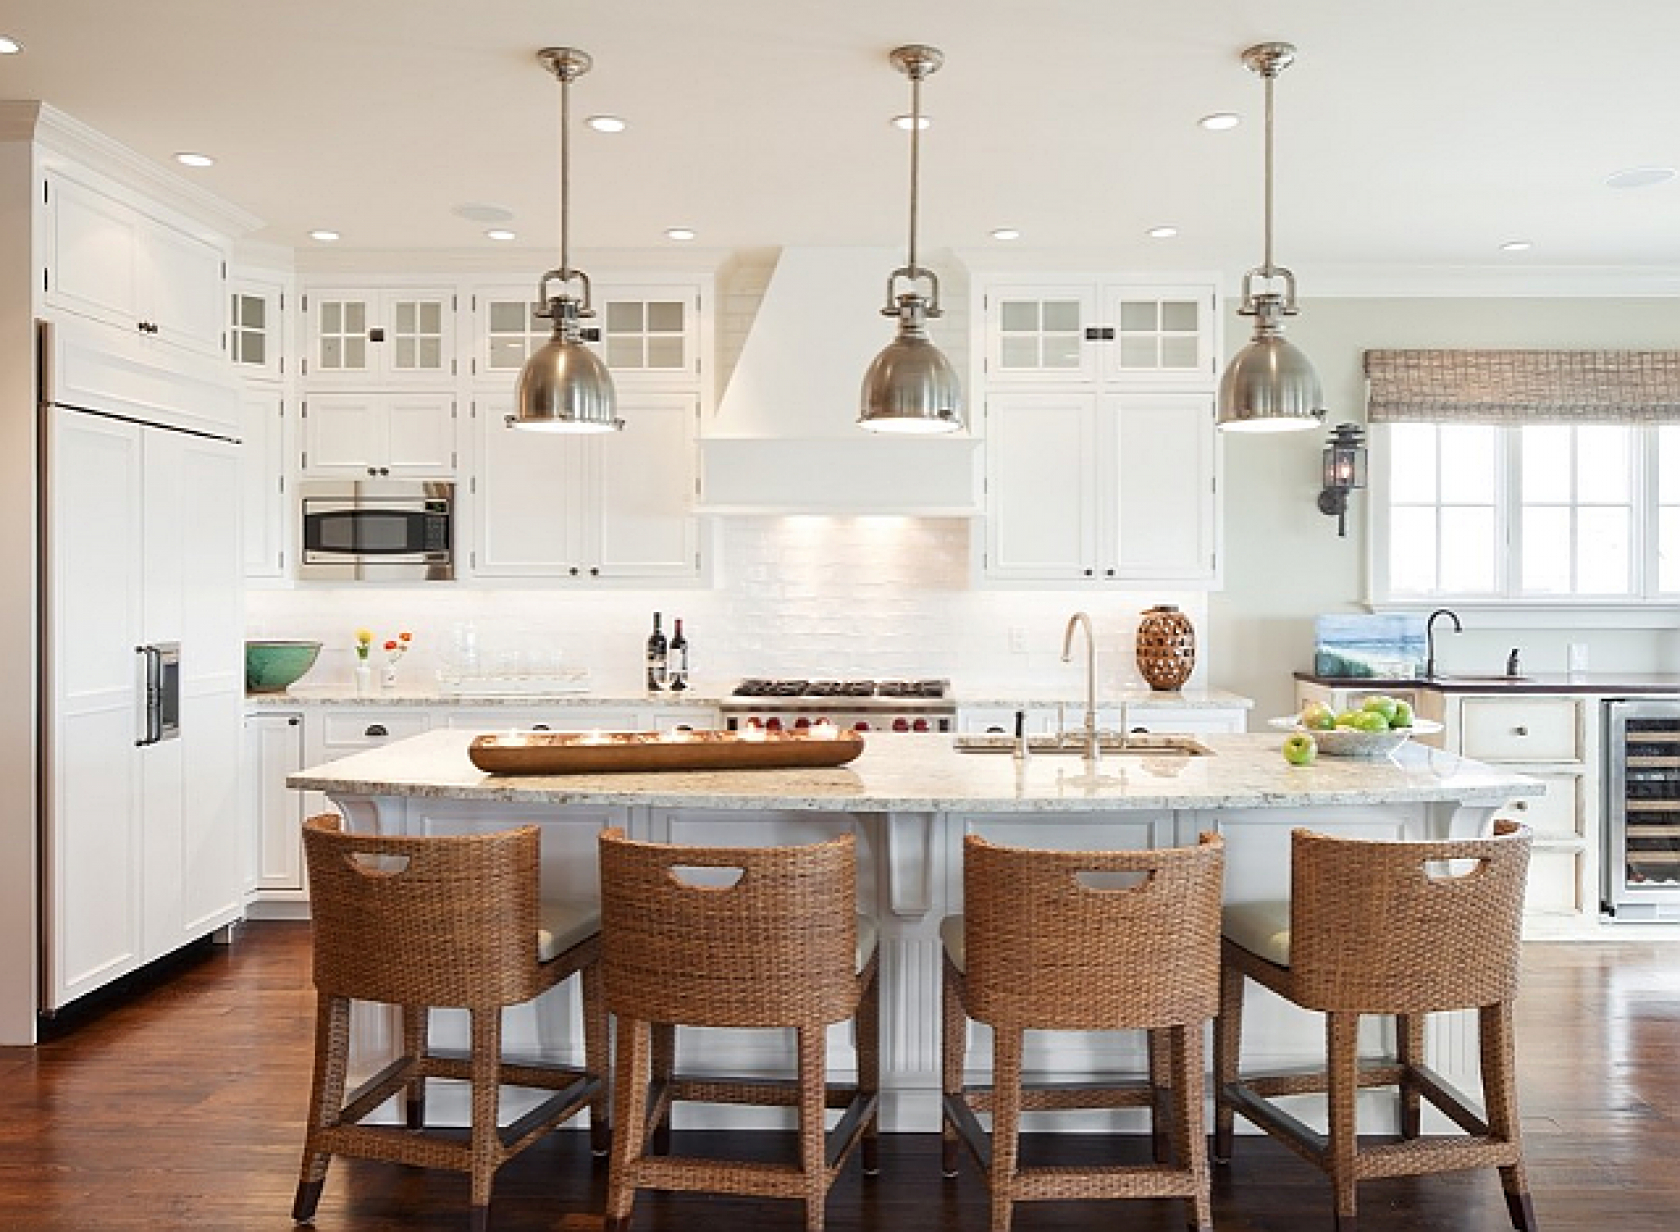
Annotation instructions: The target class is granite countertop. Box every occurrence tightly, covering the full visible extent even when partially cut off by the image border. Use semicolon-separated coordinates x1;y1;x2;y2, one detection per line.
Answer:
1295;671;1680;696
288;729;1538;814
249;684;1255;711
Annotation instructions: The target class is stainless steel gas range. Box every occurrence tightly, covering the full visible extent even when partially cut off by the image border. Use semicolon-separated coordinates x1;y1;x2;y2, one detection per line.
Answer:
720;679;955;734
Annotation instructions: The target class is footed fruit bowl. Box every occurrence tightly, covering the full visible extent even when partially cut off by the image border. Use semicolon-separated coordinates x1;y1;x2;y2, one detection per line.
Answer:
245;640;322;692
1267;716;1443;758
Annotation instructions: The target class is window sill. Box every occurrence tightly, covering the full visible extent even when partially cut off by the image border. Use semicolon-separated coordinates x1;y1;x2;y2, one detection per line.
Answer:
1366;600;1680;630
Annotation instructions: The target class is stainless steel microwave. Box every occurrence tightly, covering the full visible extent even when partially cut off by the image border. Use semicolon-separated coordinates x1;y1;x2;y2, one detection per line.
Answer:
297;479;455;581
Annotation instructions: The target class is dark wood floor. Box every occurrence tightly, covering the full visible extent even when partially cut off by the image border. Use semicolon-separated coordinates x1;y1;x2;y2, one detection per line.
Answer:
2;923;1678;1230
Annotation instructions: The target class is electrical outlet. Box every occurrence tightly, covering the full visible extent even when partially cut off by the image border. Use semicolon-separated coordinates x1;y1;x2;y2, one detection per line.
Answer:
1008;626;1027;653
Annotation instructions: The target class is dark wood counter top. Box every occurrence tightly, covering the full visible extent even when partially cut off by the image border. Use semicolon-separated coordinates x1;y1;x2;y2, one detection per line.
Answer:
1295;672;1680;696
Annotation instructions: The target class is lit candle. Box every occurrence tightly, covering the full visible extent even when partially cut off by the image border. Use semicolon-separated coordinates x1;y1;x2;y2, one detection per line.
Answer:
810;719;839;741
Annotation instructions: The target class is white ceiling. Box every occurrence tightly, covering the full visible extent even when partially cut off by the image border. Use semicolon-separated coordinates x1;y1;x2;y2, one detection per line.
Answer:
4;0;1679;276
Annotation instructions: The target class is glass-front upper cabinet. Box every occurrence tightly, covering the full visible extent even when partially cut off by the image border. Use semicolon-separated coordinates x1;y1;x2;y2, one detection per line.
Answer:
469;282;703;387
228;276;286;381
302;287;456;385
982;285;1098;384
1102;284;1218;384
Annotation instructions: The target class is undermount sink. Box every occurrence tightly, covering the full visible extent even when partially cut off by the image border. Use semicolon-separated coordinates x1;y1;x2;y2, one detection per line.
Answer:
954;733;1213;757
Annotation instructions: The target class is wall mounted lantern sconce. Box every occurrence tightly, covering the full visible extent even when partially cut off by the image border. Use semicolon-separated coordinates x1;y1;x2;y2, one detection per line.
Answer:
1317;422;1367;536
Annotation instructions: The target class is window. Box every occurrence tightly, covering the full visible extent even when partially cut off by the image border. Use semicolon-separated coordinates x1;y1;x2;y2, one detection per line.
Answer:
1375;422;1657;602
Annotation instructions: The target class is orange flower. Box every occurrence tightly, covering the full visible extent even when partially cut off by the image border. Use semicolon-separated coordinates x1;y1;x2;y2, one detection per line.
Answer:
398;631;412;643
383;639;398;651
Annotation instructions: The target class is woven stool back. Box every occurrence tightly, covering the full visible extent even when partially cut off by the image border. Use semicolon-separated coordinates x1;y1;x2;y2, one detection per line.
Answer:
598;828;861;1029
962;833;1225;1031
1287;819;1532;1013
301;814;546;1009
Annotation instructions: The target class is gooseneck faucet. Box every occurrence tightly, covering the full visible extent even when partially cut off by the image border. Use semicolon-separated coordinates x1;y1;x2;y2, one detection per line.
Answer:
1424;608;1462;679
1061;612;1101;764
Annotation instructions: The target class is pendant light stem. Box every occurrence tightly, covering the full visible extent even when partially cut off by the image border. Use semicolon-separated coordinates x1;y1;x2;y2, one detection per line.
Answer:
1262;67;1275;276
907;69;922;279
559;66;572;279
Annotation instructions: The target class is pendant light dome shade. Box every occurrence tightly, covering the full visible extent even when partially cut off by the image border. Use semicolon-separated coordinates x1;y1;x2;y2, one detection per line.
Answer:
1216;41;1325;433
509;47;622;433
859;44;963;435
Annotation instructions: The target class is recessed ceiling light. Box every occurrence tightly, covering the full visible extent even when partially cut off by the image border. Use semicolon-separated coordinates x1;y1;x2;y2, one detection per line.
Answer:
174;152;215;168
308;229;340;243
1147;225;1179;239
990;228;1021;241
1605;166;1677;190
0;37;22;55
664;227;697;241
1500;240;1533;253
892;115;932;131
586;115;627;133
1199;112;1240;131
485;228;517;242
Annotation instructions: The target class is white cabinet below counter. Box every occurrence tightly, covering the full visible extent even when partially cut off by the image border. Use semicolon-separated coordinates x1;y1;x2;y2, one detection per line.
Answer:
959;697;1249;736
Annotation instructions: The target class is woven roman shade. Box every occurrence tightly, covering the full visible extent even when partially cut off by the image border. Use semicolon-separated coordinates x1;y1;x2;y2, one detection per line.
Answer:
1364;349;1680;424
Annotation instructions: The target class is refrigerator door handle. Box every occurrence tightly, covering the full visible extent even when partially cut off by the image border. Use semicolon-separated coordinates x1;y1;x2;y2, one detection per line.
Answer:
136;645;159;747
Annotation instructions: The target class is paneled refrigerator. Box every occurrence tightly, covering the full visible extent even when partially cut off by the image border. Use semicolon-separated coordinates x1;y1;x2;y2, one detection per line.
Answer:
41;348;245;1010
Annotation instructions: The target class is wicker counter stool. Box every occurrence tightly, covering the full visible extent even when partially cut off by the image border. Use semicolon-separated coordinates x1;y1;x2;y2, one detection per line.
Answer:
597;827;880;1232
941;832;1226;1232
1213;820;1536;1232
292;814;608;1232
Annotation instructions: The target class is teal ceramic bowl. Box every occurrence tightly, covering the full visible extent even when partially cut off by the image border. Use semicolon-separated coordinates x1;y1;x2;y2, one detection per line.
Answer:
245;640;322;693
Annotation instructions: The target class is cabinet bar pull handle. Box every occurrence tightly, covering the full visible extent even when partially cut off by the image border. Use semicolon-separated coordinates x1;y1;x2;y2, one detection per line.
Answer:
365;724;388;737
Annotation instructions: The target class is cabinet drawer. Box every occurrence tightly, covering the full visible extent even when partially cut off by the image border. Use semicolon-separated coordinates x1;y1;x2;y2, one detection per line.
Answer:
1525;847;1583;916
1493;772;1580;839
1460;699;1578;762
320;710;431;748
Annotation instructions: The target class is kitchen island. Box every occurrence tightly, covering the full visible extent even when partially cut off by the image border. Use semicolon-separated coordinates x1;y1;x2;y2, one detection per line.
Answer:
290;730;1540;1133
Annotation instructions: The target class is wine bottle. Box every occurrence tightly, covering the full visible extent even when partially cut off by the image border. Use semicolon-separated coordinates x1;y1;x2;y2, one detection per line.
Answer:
669;619;689;692
646;612;668;693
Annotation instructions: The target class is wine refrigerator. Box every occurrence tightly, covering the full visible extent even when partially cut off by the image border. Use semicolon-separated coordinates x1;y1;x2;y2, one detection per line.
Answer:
1604;699;1680;920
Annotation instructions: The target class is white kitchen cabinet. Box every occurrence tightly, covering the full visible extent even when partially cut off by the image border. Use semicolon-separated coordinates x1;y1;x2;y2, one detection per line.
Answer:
299;391;459;478
44;408;245;1010
959;704;1247;736
246;712;306;896
443;707;646;733
469;393;701;580
302;287;455;384
979;280;1217;388
982;392;1218;584
469;281;704;387
229;275;287;381
240;388;287;578
43;169;229;362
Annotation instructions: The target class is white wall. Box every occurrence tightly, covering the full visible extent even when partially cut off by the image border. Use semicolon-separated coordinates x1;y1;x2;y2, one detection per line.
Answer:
1211;296;1680;720
247;516;1210;700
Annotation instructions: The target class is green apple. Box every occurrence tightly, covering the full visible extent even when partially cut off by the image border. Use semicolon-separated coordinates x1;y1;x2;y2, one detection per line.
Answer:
1361;694;1400;723
1281;733;1318;766
1391;700;1414;728
1348;710;1390;732
1335;709;1364;727
1299;702;1338;731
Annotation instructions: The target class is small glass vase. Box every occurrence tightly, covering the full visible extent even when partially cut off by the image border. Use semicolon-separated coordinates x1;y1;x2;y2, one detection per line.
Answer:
381;659;399;690
353;659;372;697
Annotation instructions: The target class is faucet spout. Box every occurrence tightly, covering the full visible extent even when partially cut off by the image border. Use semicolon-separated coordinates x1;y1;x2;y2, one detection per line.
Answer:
1061;612;1100;764
1424;608;1462;680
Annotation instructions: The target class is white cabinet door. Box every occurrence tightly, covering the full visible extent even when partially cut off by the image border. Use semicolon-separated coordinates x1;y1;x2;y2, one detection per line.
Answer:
982;285;1099;384
305;288;455;384
1112;392;1218;582
241;390;286;578
301;393;457;477
471;398;592;577
141;220;228;361
230;277;286;381
597;394;700;578
983;393;1098;581
247;714;306;893
1101;284;1219;386
44;410;146;1008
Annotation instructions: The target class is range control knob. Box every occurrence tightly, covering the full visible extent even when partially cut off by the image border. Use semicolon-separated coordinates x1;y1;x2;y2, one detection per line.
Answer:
892;718;910;733
912;718;930;733
853;720;871;732
766;717;784;732
794;717;811;729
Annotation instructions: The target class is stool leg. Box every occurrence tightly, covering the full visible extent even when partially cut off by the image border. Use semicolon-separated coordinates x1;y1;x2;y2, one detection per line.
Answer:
857;960;882;1177
1170;1023;1213;1232
1327;1010;1361;1232
796;1024;829;1232
605;1017;652;1232
1212;953;1244;1164
401;1003;428;1130
581;958;611;1157
989;1025;1025;1232
940;959;966;1179
1481;1000;1538;1231
467;1008;504;1230
1397;1012;1425;1141
650;1022;676;1156
293;994;351;1222
1149;1028;1173;1165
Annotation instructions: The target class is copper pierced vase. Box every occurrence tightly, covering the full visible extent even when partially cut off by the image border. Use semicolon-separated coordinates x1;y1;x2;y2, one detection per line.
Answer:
1136;605;1196;691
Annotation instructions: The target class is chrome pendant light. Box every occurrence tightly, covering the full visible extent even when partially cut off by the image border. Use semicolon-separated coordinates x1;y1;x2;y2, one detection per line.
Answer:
859;44;963;435
1217;41;1325;433
510;47;621;433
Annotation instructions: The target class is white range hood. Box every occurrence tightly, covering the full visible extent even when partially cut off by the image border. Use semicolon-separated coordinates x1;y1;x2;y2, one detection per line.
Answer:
699;247;981;515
